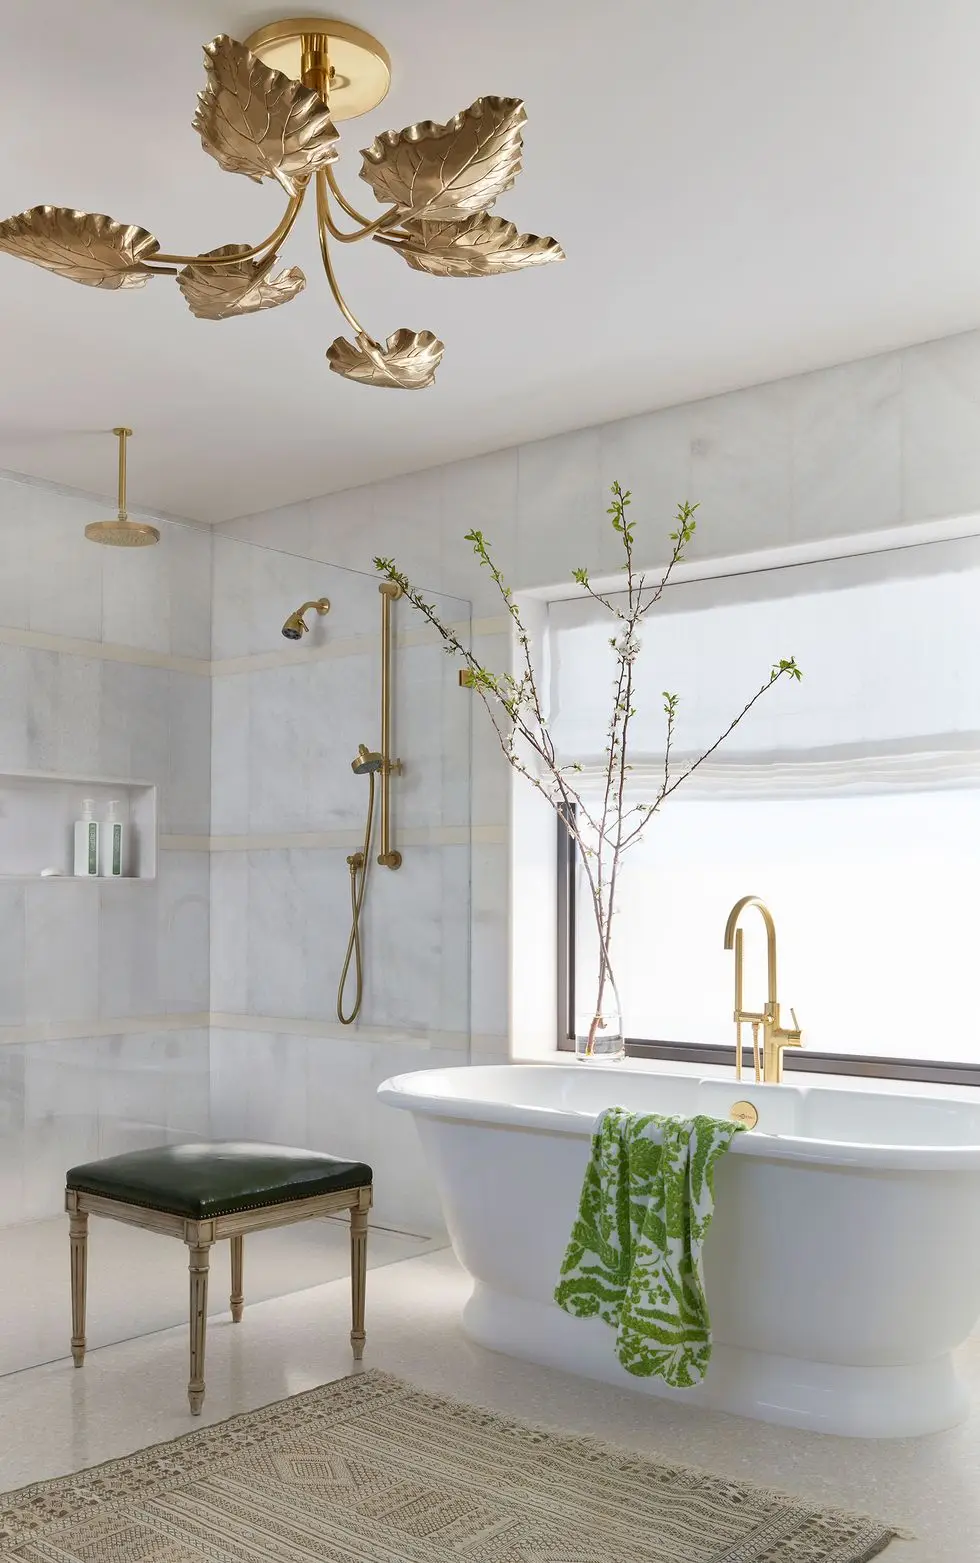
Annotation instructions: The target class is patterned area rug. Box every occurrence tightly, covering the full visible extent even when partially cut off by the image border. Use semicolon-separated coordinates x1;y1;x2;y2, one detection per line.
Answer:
0;1370;898;1562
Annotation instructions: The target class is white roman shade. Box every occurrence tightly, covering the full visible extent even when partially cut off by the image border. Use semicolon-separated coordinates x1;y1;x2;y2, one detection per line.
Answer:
546;531;980;799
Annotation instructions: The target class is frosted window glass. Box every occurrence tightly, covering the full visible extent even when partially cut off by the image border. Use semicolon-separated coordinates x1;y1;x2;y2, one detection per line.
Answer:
559;530;980;1064
575;790;980;1063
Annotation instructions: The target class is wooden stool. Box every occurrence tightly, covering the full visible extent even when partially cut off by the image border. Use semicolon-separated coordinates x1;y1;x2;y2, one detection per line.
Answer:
65;1141;372;1414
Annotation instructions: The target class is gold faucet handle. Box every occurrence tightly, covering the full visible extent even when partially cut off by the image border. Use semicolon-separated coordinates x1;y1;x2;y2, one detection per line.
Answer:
779;1008;803;1045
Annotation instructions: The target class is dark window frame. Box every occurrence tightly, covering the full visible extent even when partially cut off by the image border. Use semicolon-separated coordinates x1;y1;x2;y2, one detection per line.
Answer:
555;812;980;1089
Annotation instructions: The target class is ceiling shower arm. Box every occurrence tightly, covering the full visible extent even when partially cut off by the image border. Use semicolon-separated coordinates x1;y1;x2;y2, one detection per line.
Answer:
114;425;129;517
149;187;307;268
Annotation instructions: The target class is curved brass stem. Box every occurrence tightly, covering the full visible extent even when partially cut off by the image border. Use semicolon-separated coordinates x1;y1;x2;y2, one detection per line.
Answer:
315;171;368;335
150;188;306;268
321;206;403;243
320;175;402;242
371;232;413;250
325;165;374;226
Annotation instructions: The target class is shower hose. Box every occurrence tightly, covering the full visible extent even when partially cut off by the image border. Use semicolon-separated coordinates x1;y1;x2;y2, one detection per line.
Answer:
337;771;376;1025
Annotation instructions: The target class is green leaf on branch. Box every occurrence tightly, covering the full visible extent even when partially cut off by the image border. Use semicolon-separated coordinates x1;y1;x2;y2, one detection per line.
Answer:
607;480;635;551
668;501;699;555
772;656;803;681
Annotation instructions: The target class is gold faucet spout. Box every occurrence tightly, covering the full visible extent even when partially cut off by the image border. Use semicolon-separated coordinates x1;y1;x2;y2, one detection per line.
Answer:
723;895;778;1007
724;896;802;1084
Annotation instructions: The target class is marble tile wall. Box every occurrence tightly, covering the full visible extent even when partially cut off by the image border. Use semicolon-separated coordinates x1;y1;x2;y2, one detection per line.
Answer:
0;1029;210;1224
208;1030;470;1234
0;477;212;1226
208;538;473;1237
219;327;980;1073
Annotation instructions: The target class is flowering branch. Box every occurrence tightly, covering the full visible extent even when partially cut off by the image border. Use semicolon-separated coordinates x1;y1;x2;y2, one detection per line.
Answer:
376;483;801;1056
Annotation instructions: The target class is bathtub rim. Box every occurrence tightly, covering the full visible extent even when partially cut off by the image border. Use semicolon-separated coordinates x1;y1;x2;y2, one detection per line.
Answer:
377;1063;980;1172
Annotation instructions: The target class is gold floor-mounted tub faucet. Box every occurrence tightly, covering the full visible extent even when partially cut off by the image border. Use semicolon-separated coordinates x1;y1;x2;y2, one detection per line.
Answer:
723;897;803;1084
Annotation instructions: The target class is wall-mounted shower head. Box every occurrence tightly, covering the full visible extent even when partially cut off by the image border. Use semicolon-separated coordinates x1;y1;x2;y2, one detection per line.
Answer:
351;744;384;775
281;597;330;640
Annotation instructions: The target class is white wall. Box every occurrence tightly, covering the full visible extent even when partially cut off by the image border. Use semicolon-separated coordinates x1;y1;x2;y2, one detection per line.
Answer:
219;326;980;1072
0;475;212;1224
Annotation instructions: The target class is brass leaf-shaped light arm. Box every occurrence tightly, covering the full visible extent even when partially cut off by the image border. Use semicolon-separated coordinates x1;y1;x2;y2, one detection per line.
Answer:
176;244;306;319
359;97;527;222
0;208;161;288
380;213;565;276
316;170;442;387
0;24;562;392
327;328;444;389
193;35;339;196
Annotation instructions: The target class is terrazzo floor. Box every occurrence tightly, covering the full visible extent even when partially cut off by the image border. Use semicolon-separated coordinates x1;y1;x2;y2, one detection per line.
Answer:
0;1246;974;1560
0;1212;432;1377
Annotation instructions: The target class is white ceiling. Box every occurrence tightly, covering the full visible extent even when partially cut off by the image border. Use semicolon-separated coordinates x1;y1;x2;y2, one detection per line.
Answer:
2;0;980;522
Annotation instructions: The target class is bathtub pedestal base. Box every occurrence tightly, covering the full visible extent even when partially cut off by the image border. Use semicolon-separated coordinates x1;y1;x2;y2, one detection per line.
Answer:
463;1283;970;1439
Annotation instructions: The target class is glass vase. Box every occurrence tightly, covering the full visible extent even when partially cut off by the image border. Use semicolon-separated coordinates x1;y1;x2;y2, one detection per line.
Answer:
574;996;625;1062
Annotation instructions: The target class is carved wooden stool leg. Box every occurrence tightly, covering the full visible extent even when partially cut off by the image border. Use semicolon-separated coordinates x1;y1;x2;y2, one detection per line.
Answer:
229;1235;244;1323
69;1210;89;1368
349;1201;368;1361
186;1241;212;1415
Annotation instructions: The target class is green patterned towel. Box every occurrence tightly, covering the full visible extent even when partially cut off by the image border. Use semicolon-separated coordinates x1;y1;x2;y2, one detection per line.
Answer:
554;1107;743;1388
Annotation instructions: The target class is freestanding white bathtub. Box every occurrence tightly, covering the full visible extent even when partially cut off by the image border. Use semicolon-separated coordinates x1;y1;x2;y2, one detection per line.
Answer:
378;1062;980;1438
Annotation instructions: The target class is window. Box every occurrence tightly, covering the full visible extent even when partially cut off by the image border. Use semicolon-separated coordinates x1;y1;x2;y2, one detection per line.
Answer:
551;528;980;1083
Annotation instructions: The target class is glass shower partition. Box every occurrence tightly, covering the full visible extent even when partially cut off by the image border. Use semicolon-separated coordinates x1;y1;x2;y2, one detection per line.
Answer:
0;498;471;1377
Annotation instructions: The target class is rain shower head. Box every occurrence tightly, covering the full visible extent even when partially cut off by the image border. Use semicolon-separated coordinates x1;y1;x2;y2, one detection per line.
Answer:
281;597;330;640
84;428;160;547
351;744;384;775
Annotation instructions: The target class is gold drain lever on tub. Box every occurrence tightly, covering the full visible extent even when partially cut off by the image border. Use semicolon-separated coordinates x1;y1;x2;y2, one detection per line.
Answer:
729;1100;759;1129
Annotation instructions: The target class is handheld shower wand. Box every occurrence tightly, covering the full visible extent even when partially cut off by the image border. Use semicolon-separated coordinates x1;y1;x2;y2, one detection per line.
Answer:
337;746;384;1025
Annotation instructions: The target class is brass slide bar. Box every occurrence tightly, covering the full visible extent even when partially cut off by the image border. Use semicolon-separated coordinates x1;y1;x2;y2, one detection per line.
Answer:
378;581;402;868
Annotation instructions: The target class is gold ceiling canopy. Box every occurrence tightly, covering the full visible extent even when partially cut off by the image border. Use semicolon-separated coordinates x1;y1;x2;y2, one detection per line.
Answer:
0;20;564;390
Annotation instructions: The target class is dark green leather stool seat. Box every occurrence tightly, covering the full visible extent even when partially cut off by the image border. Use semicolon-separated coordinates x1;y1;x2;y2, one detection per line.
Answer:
65;1141;373;1415
66;1141;373;1219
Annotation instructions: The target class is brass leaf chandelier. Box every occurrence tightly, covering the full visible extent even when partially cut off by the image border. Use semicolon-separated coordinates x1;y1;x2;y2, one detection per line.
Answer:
0;19;565;391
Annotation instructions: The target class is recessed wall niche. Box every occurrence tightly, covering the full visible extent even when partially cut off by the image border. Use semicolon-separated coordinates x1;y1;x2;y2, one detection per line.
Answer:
0;771;157;880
